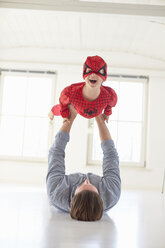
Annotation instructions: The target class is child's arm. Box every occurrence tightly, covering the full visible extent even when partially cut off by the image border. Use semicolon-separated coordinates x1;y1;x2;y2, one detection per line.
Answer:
48;85;72;120
103;86;118;122
59;85;72;118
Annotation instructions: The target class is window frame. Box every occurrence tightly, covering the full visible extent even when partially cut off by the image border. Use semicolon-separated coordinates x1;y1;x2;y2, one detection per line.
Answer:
87;75;148;168
0;70;56;163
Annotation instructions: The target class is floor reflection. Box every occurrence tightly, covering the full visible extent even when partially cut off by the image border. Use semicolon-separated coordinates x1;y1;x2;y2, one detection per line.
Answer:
0;185;165;248
42;206;118;248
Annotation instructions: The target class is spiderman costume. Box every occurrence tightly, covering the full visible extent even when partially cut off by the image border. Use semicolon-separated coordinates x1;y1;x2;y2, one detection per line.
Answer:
50;55;117;119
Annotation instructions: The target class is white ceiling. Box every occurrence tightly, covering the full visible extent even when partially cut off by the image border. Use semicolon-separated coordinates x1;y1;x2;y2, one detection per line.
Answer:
0;0;165;69
81;0;165;5
1;0;165;16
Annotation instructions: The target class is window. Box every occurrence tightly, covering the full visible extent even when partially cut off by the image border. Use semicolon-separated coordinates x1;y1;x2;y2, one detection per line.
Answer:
87;76;148;167
0;70;55;162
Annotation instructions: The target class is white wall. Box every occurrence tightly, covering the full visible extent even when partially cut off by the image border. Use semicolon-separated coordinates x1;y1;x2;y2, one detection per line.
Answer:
0;56;165;191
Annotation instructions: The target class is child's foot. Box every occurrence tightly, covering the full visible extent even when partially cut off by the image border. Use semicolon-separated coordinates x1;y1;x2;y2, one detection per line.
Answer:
48;110;54;120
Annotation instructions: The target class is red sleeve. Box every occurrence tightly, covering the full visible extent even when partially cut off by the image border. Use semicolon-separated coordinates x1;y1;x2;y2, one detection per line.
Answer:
103;86;117;116
59;85;72;118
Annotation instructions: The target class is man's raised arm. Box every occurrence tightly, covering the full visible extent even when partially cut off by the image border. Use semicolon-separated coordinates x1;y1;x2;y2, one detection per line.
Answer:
46;104;77;199
95;114;112;142
95;114;121;210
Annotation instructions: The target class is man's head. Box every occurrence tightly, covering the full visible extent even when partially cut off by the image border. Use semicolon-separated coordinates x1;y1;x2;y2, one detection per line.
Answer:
70;179;103;221
74;179;98;194
83;55;107;82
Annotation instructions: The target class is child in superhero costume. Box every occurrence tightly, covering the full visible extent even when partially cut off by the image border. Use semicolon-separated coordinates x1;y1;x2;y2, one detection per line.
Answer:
48;55;117;123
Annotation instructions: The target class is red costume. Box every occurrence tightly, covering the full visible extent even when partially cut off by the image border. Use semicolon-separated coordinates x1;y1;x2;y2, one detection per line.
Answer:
51;55;117;119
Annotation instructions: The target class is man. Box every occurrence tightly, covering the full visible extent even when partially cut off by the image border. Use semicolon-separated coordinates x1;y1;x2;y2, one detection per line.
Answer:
46;105;121;221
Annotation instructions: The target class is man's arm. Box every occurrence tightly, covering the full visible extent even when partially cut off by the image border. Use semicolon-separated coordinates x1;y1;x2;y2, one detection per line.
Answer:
95;114;112;142
95;114;121;209
46;105;77;199
60;104;77;133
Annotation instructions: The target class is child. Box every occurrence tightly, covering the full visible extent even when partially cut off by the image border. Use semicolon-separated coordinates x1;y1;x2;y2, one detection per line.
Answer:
48;55;117;123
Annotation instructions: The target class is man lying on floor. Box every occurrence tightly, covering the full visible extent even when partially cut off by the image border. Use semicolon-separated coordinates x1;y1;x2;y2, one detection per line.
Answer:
46;104;121;221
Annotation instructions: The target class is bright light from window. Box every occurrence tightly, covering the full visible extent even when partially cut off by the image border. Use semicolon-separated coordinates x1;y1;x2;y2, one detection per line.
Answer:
0;74;53;160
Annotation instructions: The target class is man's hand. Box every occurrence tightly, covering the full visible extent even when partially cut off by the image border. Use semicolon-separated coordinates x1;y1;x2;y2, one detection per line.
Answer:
63;104;77;124
95;113;109;124
60;105;77;133
102;113;109;123
95;114;105;123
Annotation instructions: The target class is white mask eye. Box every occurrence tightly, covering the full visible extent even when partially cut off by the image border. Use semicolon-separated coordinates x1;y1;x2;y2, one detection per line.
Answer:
86;68;92;73
99;68;105;75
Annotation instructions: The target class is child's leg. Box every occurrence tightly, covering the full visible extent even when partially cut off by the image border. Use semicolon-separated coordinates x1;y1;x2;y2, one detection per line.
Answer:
48;104;61;120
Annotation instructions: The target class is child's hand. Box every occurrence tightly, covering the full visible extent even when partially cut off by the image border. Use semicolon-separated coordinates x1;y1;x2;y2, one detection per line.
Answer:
102;114;109;123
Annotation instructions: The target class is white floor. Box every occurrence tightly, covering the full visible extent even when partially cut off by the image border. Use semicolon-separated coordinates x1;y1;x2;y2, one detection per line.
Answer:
0;184;165;248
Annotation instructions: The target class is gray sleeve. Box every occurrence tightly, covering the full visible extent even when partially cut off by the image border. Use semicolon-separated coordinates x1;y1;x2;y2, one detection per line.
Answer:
101;139;121;201
46;131;69;199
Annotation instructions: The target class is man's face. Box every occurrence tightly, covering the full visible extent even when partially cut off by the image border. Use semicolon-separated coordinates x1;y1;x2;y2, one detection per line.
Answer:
74;179;98;195
85;69;104;89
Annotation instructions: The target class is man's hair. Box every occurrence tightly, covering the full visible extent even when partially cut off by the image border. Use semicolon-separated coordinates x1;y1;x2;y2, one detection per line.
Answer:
70;190;103;221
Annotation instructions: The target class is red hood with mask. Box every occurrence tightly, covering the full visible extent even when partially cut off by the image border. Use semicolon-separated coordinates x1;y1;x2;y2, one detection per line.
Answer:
83;55;107;81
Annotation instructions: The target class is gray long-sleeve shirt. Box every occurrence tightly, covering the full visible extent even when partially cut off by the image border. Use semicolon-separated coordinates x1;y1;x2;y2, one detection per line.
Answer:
46;131;121;212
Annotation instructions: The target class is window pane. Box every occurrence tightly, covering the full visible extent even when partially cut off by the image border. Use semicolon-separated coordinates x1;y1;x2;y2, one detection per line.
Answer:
2;76;27;115
118;82;143;121
89;78;146;165
92;121;142;163
0;116;24;156
26;77;52;117
117;122;142;162
0;73;54;160
23;117;49;158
